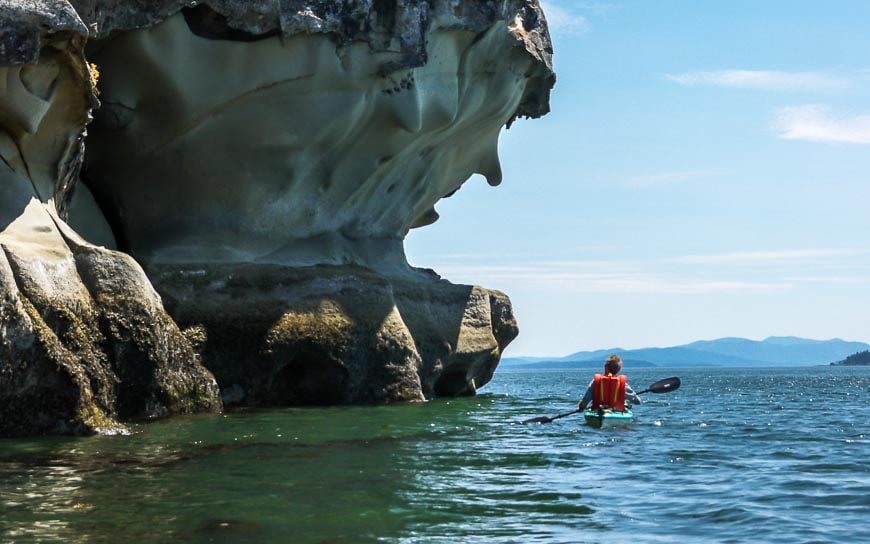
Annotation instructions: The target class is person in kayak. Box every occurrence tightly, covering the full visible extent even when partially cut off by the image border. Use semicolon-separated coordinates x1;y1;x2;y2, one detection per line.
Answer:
577;354;641;412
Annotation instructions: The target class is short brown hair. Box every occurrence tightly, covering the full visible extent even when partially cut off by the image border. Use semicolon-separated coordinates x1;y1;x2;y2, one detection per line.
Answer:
604;354;623;375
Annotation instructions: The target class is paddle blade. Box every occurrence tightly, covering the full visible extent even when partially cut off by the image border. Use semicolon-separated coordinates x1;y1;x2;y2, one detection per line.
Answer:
645;376;681;394
520;416;554;424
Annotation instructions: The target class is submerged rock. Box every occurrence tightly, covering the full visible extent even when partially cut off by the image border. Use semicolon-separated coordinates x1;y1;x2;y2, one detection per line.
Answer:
0;1;220;437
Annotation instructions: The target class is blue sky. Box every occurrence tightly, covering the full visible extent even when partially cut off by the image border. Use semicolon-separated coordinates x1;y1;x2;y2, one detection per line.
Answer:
405;1;870;356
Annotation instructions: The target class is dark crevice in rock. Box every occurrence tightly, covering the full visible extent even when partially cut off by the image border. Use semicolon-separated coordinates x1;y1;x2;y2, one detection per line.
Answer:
182;4;279;42
268;349;349;405
79;167;130;251
54;132;86;221
433;365;474;397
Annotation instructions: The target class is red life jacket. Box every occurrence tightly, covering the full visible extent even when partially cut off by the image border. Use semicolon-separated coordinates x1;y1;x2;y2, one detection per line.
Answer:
591;373;627;411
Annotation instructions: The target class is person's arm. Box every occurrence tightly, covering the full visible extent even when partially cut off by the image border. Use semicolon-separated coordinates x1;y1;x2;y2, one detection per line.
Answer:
625;384;642;405
577;380;594;410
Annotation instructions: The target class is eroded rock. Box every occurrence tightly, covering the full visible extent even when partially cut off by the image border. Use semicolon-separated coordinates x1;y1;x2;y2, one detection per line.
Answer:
74;1;550;405
149;264;517;405
82;5;552;266
1;1;552;428
0;2;221;437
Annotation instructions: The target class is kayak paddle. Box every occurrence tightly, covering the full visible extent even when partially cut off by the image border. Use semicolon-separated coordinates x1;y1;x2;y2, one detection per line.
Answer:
520;376;681;424
520;409;579;425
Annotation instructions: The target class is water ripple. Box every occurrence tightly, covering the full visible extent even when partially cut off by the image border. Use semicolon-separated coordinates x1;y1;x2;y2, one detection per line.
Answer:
0;367;868;543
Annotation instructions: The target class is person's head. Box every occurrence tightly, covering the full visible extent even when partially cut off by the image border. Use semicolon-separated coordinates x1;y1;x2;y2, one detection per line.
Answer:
604;354;623;375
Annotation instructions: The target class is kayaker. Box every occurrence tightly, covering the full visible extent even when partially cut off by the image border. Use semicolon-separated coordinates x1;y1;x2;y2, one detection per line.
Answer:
577;354;641;412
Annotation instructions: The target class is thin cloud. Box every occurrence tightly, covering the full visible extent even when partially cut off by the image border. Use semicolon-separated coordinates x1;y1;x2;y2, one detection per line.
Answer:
786;276;870;285
625;170;723;188
664;70;850;92
422;249;865;270
419;249;866;294
430;264;793;294
774;105;870;145
667;248;866;265
539;0;591;34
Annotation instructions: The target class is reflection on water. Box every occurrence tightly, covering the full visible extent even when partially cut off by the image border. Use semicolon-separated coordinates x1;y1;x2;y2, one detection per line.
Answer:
1;367;869;543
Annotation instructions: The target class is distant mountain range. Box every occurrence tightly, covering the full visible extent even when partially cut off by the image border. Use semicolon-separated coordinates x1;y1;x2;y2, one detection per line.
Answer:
501;337;870;369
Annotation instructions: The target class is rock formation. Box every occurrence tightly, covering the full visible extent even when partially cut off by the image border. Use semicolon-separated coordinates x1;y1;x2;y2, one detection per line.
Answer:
0;0;220;437
0;0;553;434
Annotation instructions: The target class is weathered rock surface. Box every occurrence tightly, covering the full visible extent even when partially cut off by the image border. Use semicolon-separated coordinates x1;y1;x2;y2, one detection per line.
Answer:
149;264;517;405
69;0;553;122
81;3;552;265
74;1;550;404
0;204;221;436
0;1;220;437
1;0;552;431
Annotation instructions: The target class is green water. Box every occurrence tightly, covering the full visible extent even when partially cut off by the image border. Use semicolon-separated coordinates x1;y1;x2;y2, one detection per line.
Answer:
1;367;869;543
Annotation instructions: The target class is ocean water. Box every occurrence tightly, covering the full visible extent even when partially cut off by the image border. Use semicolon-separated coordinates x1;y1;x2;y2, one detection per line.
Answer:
1;366;868;543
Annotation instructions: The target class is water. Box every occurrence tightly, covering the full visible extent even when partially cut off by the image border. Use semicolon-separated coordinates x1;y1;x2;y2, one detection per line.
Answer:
1;366;868;543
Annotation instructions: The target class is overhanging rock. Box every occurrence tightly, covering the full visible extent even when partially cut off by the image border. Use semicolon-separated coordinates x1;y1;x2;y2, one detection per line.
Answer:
1;1;554;430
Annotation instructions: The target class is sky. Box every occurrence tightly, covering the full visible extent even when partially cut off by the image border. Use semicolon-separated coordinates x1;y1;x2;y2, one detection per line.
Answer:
405;1;870;357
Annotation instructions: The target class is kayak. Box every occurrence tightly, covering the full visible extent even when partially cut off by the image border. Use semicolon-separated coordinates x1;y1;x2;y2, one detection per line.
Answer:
583;408;634;428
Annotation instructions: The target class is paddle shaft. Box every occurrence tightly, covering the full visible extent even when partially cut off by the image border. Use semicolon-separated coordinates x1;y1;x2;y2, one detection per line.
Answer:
520;409;580;424
547;409;580;422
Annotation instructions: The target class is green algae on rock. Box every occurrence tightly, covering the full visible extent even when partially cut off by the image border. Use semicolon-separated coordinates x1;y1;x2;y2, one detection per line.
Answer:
148;264;517;405
0;0;220;437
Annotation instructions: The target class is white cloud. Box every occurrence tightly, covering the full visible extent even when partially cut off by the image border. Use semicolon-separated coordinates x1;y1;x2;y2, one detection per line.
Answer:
539;0;591;34
625;170;723;188
664;70;850;92
666;248;865;265
774;105;870;145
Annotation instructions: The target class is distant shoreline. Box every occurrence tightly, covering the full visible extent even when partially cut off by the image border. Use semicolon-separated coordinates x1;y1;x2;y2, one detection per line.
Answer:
502;336;870;369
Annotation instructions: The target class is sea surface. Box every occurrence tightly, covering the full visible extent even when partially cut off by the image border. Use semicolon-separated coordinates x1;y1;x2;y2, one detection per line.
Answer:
1;366;868;543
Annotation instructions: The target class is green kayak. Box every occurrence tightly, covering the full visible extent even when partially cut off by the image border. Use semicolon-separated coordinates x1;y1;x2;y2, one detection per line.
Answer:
583;408;634;428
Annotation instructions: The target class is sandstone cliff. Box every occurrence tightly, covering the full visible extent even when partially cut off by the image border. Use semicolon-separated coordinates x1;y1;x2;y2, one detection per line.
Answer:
0;0;553;434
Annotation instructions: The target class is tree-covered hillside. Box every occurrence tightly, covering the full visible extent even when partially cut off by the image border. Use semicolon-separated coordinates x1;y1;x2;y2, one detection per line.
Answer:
832;350;870;366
